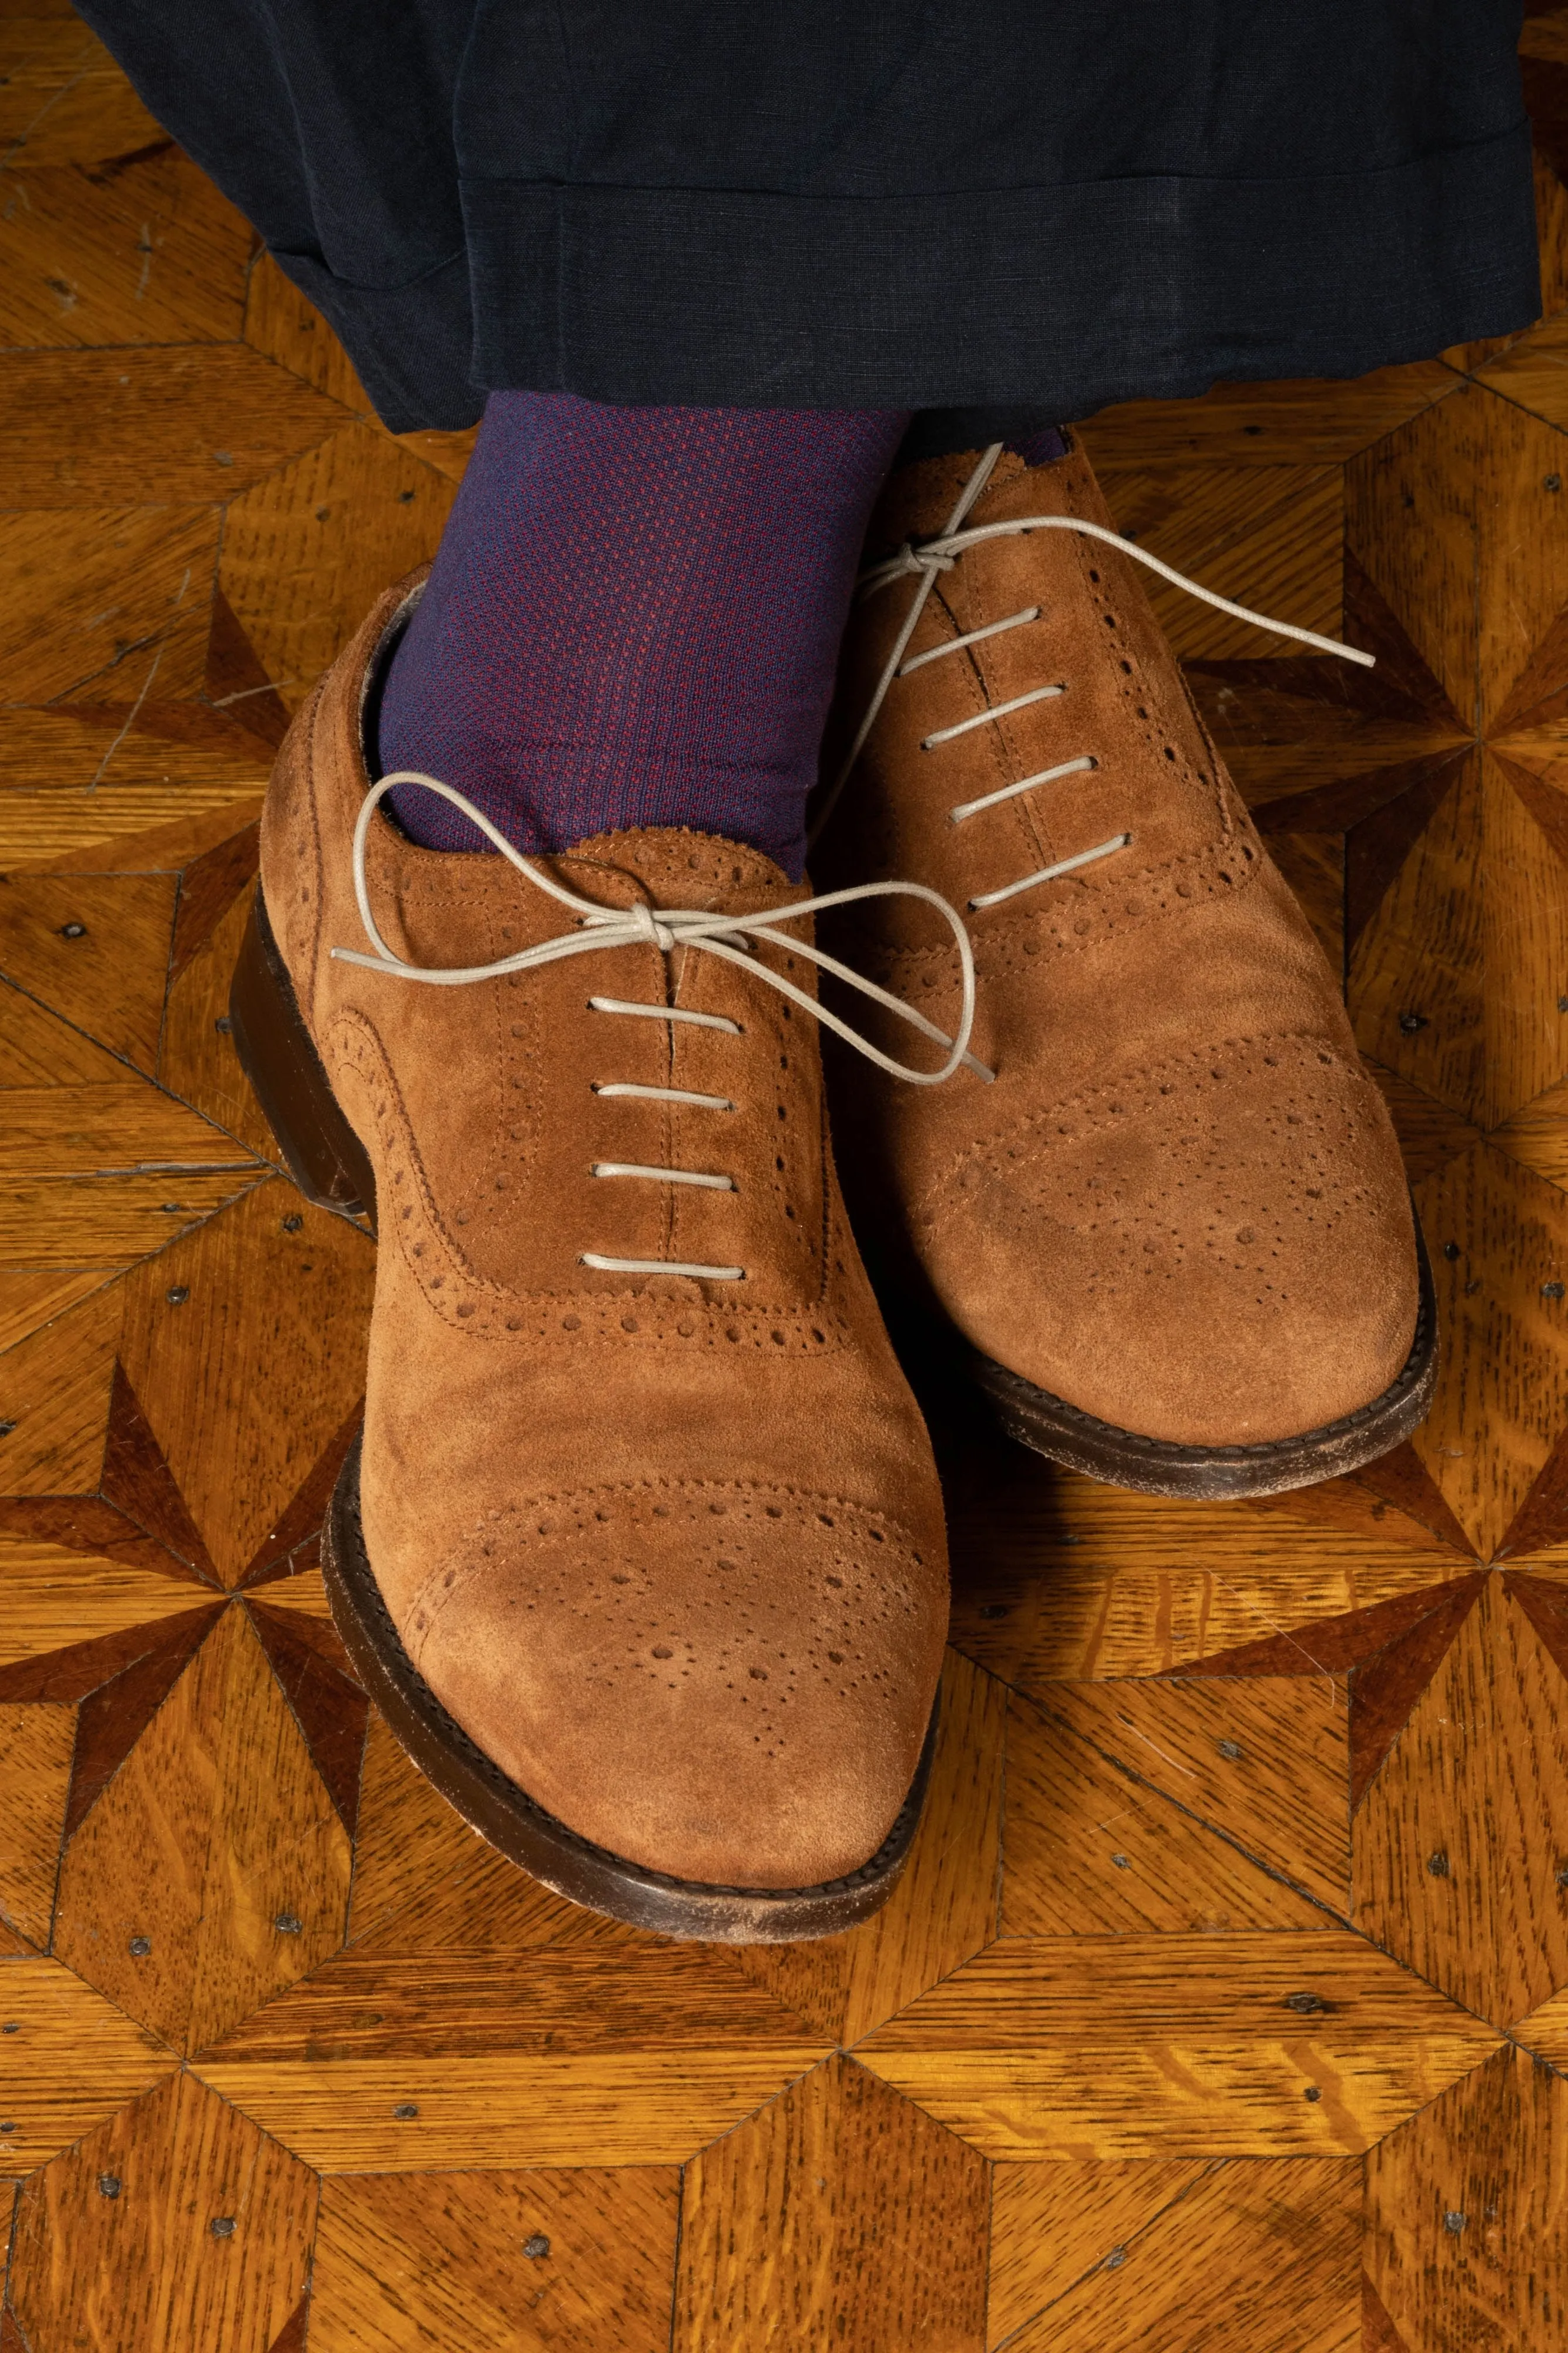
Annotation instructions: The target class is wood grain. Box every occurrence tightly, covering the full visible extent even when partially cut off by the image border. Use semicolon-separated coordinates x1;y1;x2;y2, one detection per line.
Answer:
392;424;480;481
0;979;135;1086
2;787;268;879
243;252;372;416
945;1442;1476;1685
989;2160;1210;2343
1033;1674;1351;1912
0;1701;74;1947
1001;1692;1325;1937
1079;362;1457;469
54;1605;353;2054
0;505;218;703
1353;1572;1568;2029
0;871;177;1071
1343;385;1486;731
1410;1142;1568;1558
0;26;1566;2339
675;2055;989;2353
0;1085;255;1178
203;1945;821;2060
1511;1972;1568;2065
1491;1068;1568;1192
1349;1578;1485;1807
0;146;250;352
989;2161;1210;2342
1365;1061;1485;1189
343;1717;646;1957
0;776;268;873
60;1605;226;1846
1365;2040;1568;2353
1343;754;1474;965
1096;465;1342;663
99;1358;222;1580
856;1934;1500;2157
8;2067;315;2353
343;1708;484;1947
0;1170;262;1269
0;15;162;168
0;1284;119;1492
218;421;458;713
0;1951;176;2178
1257;1444;1475;1563
0;348;346;506
115;1177;373;1584
196;2048;831;2173
1002;2157;1362;2353
246;1601;368;1835
196;1948;829;2168
1483;754;1568;1126
311;2168;680;2353
1348;753;1484;1123
159;864;278;1164
1474;310;1568;434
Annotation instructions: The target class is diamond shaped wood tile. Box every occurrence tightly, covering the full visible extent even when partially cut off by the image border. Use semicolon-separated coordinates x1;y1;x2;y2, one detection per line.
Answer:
3;10;1568;2348
855;1934;1502;2158
311;2166;679;2353
997;2157;1363;2353
8;2069;313;2353
674;2055;989;2353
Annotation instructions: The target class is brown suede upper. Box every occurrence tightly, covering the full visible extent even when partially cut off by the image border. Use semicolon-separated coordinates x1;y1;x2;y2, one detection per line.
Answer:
815;445;1420;1447
259;585;949;1888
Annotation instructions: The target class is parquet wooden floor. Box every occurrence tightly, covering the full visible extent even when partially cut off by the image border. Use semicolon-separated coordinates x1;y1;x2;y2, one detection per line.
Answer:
4;5;1568;2348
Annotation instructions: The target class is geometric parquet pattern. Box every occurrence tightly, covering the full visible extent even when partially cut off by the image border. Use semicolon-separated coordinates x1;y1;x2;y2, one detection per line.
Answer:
6;5;1568;2346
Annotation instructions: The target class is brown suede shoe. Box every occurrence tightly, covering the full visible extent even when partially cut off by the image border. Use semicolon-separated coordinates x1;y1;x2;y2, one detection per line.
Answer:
229;580;952;1941
813;442;1436;1499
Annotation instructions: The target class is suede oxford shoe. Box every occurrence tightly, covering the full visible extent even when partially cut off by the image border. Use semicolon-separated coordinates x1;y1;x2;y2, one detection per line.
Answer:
232;578;962;1939
814;441;1435;1499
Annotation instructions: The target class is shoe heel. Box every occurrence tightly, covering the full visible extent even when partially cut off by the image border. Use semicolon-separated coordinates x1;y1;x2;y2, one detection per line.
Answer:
229;886;376;1227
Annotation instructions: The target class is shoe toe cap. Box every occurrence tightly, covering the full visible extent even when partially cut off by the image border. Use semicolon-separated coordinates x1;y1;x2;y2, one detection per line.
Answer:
938;1045;1422;1447
404;1481;948;1889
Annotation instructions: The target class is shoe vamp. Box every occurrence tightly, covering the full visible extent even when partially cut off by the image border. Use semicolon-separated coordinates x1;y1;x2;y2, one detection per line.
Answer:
918;1042;1419;1447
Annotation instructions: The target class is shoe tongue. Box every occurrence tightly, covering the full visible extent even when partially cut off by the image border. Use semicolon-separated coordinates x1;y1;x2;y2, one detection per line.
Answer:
554;826;799;918
863;445;1029;558
353;817;799;972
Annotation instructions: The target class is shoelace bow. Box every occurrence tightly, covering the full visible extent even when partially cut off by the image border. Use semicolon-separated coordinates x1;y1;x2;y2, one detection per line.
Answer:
807;440;1374;851
335;771;991;1089
335;776;992;1281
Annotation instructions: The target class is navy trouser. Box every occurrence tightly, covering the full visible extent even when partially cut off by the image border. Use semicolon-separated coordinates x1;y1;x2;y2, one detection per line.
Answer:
79;1;1539;432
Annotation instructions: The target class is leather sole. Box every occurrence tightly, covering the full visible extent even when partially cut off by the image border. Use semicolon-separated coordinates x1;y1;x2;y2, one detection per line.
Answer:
965;1212;1439;1501
230;885;935;1940
229;886;378;1228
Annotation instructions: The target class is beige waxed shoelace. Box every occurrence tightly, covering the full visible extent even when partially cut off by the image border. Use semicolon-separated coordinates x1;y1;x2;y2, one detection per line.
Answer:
808;441;1377;897
333;772;992;1284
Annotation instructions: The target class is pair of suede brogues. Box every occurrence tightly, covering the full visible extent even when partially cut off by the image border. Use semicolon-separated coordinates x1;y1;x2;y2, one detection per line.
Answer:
230;441;1433;1943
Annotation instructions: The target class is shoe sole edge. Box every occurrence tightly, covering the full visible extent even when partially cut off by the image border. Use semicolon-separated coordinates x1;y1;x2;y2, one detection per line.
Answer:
964;1212;1439;1501
229;884;378;1227
323;1436;935;1941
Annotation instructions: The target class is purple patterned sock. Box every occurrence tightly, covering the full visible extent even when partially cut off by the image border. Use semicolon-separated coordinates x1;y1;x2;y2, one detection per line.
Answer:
379;392;910;879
